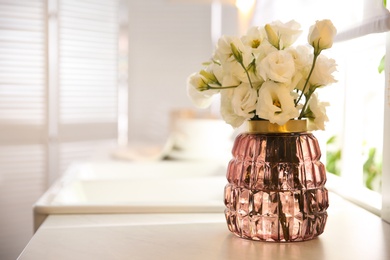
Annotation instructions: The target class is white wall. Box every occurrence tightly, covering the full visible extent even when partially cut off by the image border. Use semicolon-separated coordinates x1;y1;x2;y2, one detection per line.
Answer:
127;0;237;143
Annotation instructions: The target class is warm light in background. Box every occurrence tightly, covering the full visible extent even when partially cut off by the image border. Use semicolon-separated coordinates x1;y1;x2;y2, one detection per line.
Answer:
235;0;255;14
235;0;256;35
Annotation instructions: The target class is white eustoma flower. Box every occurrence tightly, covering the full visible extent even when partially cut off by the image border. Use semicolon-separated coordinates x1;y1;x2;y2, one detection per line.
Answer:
214;36;255;84
231;83;257;118
307;93;329;131
256;81;299;125
258;50;295;83
238;27;269;86
221;73;241;88
255;40;278;61
214;36;246;68
287;45;313;92
186;72;219;108
310;54;337;87
220;89;247;128
287;45;312;73
241;26;266;50
186;62;223;108
265;20;302;49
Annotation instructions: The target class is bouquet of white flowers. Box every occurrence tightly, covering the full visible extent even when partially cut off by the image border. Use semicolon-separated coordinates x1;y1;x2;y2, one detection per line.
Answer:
187;20;337;131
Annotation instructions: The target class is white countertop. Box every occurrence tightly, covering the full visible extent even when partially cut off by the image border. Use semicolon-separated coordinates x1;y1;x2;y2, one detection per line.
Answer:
19;192;390;260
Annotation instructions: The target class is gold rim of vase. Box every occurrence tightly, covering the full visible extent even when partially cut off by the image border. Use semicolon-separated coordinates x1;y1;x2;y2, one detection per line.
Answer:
247;120;308;134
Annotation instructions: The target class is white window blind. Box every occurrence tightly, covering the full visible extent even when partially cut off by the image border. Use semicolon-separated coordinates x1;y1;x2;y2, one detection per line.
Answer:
0;0;46;128
59;0;118;125
56;0;119;144
0;0;122;259
0;1;46;260
53;0;120;183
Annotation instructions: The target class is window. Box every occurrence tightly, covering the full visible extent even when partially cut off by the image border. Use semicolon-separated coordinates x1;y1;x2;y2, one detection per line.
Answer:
252;0;390;221
0;0;124;259
1;1;211;258
325;33;385;215
48;0;121;181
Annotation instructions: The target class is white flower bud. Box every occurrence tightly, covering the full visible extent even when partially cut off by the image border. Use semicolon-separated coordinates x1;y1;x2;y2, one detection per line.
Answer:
308;20;337;54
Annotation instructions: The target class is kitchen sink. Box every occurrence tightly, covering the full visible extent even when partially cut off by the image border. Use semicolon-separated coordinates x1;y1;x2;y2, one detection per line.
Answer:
33;160;228;231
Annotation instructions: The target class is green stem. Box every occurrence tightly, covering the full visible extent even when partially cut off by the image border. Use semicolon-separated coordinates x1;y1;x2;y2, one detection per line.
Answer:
207;85;238;90
238;60;254;89
295;53;319;107
231;43;254;89
298;89;314;119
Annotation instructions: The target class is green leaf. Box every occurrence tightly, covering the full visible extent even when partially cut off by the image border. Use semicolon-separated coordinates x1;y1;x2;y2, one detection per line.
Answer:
363;147;382;191
378;55;385;74
326;150;342;176
326;135;337;145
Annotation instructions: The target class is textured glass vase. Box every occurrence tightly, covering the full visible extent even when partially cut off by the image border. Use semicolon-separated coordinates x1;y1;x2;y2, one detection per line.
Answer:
224;120;329;242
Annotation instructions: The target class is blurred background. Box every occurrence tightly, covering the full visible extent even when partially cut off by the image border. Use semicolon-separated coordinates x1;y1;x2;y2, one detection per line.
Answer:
0;0;387;259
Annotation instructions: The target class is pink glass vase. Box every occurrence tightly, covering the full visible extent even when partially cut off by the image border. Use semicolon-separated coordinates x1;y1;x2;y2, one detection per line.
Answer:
224;120;329;242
